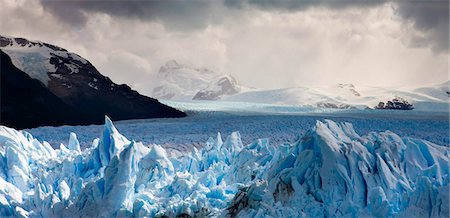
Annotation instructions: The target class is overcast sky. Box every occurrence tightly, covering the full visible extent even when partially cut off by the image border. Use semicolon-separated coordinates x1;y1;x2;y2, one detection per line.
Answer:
1;0;448;95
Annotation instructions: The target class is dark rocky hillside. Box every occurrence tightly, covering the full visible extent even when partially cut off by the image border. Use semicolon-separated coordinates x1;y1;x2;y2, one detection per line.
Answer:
0;36;186;129
0;51;96;128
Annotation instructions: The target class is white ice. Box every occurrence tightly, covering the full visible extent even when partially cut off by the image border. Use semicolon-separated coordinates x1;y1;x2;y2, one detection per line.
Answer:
0;116;448;217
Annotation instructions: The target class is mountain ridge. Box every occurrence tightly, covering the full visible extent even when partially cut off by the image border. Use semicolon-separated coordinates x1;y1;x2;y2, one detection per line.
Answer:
222;82;449;111
149;59;448;111
0;35;186;129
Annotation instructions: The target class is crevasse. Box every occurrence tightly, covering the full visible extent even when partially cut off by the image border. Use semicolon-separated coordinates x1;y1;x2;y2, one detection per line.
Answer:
0;116;448;217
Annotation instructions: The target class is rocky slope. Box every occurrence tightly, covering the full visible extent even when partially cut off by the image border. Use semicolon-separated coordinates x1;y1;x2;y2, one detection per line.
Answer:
0;51;90;129
0;36;185;129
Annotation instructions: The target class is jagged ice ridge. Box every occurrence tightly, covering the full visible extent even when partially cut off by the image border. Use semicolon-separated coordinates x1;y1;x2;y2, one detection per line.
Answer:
0;117;448;217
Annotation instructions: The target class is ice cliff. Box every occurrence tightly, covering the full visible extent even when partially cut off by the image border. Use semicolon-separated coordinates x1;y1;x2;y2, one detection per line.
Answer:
0;117;448;217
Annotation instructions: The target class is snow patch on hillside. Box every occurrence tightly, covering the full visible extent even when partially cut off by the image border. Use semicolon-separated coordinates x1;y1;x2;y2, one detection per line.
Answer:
1;35;88;86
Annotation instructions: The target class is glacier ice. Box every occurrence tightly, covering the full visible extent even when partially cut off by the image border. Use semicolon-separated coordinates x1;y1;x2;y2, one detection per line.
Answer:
0;116;448;217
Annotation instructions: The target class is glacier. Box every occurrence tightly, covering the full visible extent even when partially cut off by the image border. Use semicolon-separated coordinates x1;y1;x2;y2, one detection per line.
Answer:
0;116;448;217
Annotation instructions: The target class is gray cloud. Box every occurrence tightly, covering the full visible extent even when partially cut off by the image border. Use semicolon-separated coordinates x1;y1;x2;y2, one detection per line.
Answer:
40;0;448;52
40;0;226;30
226;0;382;10
227;0;448;52
40;0;381;26
395;1;449;53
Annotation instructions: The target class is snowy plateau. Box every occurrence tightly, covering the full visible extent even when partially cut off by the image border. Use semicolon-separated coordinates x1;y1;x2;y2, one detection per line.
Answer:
0;115;449;217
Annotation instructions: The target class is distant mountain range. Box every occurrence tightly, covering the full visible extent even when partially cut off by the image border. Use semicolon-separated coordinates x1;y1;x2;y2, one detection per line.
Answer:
151;60;448;112
0;35;185;129
222;82;449;111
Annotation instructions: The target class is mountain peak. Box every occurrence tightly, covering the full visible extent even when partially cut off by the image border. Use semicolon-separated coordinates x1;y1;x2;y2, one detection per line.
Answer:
1;36;185;128
192;74;242;100
217;74;238;85
0;35;66;52
162;59;183;69
151;60;246;100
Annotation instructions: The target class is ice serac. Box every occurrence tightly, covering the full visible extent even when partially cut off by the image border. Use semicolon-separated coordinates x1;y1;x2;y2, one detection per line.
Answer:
234;120;449;217
0;117;448;217
68;132;81;153
98;116;130;167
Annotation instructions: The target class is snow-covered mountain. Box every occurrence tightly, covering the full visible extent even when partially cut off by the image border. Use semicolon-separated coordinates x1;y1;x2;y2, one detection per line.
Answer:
150;59;447;111
0;35;185;128
150;60;447;111
0;117;447;217
193;74;243;100
151;60;245;100
223;82;449;111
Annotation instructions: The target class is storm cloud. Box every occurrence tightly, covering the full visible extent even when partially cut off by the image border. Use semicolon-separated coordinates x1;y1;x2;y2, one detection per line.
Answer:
39;0;230;30
39;0;448;52
395;1;449;52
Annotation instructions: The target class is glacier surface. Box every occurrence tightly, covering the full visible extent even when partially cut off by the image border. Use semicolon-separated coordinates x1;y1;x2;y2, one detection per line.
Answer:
27;110;450;148
0;117;448;217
